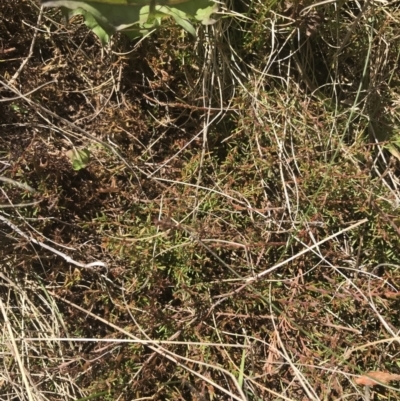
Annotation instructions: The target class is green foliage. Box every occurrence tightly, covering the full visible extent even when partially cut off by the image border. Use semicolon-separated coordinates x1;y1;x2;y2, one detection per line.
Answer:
66;148;91;170
67;7;111;43
41;0;218;43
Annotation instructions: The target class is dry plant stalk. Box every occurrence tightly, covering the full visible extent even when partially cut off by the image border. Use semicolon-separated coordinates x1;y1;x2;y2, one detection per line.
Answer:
354;371;400;387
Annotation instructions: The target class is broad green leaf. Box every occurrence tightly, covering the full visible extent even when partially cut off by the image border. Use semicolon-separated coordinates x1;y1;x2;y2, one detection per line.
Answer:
66;148;91;171
195;3;218;24
172;14;196;36
68;8;111;44
41;0;218;41
156;5;196;36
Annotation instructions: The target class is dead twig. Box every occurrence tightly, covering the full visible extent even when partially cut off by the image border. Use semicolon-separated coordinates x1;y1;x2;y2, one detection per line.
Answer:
7;6;43;86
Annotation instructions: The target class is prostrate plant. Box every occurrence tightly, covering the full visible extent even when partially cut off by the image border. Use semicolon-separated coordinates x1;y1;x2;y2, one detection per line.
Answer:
41;0;219;42
66;147;91;171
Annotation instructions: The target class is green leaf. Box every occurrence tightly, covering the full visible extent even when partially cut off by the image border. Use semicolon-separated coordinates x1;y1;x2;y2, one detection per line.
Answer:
157;6;196;36
41;0;218;40
195;3;218;24
66;148;91;171
68;7;111;44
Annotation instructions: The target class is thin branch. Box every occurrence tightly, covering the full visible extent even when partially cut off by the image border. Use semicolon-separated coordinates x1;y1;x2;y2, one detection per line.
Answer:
0;215;107;269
